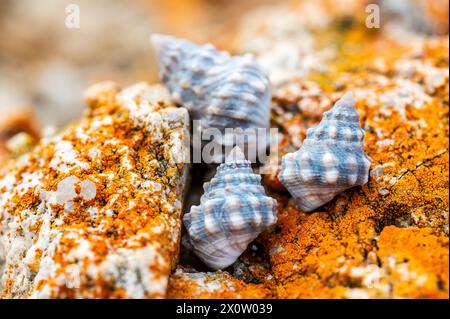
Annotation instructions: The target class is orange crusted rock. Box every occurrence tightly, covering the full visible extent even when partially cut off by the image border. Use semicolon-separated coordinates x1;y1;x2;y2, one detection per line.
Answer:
0;82;190;298
227;2;449;299
377;226;449;298
168;268;272;299
1;0;447;300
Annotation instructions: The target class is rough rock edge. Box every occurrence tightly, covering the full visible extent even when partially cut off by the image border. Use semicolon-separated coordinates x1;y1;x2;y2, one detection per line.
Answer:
0;82;190;298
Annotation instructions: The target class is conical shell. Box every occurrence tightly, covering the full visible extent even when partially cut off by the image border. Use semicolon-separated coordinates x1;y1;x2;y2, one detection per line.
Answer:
278;92;371;212
183;147;277;270
151;34;271;162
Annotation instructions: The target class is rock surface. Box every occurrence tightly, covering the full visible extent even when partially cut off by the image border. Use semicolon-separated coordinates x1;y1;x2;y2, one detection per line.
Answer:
0;82;190;298
168;267;272;299
0;0;447;300
0;107;40;163
169;1;449;299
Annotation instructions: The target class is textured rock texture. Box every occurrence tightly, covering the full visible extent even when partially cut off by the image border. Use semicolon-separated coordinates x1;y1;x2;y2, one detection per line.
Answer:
0;82;190;298
170;0;449;299
168;267;272;299
0;0;447;299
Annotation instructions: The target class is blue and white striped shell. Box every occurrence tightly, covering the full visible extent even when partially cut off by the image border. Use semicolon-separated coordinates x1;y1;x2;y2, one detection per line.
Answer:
278;92;371;212
151;34;271;162
183;147;277;270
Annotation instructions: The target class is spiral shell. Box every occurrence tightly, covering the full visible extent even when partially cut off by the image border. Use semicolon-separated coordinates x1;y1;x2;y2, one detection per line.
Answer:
183;147;277;270
278;92;371;212
151;34;271;162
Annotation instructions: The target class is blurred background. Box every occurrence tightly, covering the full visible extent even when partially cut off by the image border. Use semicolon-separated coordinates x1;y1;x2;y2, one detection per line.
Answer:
0;0;448;135
0;0;285;128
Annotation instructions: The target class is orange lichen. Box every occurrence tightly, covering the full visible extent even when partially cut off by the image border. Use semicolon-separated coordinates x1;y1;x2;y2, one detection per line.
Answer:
377;226;449;298
0;82;189;298
197;2;449;299
167;269;273;299
1;0;448;300
262;34;448;298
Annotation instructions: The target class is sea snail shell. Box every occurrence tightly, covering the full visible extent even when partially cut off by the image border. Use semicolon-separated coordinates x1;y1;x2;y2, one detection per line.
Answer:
278;92;371;212
183;147;277;269
152;34;271;163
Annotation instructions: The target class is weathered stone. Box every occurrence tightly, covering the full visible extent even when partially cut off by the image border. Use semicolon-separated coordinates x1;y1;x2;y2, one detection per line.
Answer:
0;82;190;298
169;2;449;299
168;267;272;299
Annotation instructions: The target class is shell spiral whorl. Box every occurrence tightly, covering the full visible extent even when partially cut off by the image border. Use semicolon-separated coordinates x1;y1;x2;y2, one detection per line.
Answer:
279;92;371;212
151;34;271;162
183;147;277;270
